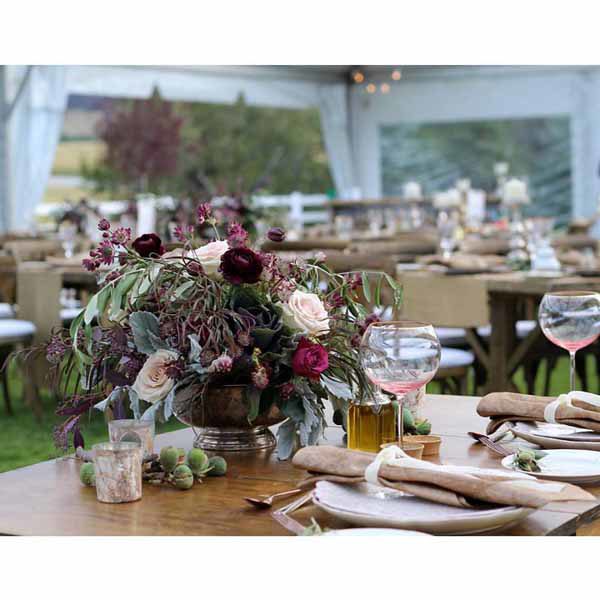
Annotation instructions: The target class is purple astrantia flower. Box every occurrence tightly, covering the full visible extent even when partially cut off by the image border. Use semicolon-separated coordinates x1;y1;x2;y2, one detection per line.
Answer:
227;222;249;248
97;240;115;265
196;203;212;225
98;218;111;231
110;227;131;246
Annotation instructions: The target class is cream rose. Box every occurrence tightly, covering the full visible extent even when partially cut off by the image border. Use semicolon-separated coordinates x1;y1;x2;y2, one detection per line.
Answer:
132;349;179;404
281;290;329;337
189;240;229;276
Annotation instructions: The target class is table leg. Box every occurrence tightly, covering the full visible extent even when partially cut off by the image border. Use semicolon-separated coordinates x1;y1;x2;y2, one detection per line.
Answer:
485;292;518;393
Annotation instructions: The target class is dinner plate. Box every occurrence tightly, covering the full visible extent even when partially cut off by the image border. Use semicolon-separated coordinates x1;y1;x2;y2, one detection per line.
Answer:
501;449;600;484
512;422;600;443
322;528;430;537
312;481;532;535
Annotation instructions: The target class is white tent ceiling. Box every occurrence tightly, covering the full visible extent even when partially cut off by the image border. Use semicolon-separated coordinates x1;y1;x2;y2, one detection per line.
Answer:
2;65;600;233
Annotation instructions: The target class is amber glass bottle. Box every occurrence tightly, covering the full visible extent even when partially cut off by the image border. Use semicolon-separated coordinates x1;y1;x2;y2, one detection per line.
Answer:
347;397;396;453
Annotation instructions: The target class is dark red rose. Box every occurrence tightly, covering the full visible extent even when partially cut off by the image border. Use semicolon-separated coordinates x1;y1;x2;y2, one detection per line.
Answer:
291;337;329;380
220;247;263;284
132;233;165;257
267;227;286;243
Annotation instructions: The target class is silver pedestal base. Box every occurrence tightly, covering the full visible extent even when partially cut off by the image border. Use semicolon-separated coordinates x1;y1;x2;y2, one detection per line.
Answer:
193;425;277;452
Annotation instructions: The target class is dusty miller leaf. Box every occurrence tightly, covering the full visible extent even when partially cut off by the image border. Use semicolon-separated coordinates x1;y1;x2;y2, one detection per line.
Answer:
129;311;161;355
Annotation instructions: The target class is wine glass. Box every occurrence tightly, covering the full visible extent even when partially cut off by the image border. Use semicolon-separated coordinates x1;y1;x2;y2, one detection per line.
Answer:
360;321;441;449
539;291;600;391
437;211;458;260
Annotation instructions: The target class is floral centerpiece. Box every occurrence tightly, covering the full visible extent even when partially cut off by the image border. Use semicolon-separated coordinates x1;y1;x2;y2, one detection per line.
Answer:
47;205;401;458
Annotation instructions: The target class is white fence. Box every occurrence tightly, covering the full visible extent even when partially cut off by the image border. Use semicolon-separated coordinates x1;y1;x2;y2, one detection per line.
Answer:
35;192;331;228
252;192;329;227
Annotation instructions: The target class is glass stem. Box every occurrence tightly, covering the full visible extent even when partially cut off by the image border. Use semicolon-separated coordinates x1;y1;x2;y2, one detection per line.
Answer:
396;394;404;449
569;350;576;391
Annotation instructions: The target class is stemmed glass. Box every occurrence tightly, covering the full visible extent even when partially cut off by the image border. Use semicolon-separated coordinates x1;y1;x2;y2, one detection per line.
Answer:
539;291;600;391
360;321;441;449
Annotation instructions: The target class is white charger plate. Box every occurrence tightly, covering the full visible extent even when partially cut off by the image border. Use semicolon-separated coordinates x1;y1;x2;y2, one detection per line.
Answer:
501;449;600;484
513;422;600;442
312;481;532;536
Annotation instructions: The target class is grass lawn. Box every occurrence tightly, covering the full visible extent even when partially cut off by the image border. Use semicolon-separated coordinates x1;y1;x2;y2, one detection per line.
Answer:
0;354;595;474
0;366;185;474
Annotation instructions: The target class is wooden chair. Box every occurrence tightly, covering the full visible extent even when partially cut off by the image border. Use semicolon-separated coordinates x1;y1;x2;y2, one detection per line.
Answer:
0;319;37;416
434;347;474;395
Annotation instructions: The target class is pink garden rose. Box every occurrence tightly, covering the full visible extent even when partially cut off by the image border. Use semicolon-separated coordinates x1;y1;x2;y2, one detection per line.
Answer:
132;349;179;404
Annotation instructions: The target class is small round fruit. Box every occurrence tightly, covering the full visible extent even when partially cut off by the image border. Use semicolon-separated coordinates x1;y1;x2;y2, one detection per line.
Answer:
79;463;96;487
187;448;209;475
207;456;227;476
173;465;194;490
159;446;180;473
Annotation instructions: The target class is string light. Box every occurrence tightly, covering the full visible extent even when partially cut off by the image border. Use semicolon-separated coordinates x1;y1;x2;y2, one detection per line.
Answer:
352;67;402;95
352;70;365;84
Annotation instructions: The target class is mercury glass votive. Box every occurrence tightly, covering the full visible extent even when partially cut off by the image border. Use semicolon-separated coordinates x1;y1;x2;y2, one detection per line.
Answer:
93;442;143;504
108;419;154;457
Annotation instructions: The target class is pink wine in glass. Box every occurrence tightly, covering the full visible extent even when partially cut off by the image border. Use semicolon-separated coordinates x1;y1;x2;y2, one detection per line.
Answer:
539;291;600;391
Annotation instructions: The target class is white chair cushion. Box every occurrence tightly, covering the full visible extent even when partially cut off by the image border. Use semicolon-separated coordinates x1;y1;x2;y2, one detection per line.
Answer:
435;327;467;346
477;320;536;340
61;307;83;322
0;319;36;341
440;347;474;369
0;303;15;319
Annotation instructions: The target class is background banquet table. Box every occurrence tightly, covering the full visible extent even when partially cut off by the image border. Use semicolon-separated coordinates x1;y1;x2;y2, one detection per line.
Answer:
1;394;599;536
399;271;600;393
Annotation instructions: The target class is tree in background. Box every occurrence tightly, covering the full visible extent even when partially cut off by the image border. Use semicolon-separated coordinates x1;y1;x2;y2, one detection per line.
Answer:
82;92;332;198
82;88;184;194
177;94;332;196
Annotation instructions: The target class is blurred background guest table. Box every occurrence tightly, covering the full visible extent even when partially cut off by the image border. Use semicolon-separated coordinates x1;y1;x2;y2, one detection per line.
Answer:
0;394;599;536
398;270;600;393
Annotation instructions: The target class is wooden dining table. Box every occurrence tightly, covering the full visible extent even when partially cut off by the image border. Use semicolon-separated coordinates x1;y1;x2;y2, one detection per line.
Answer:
399;270;600;393
1;393;600;536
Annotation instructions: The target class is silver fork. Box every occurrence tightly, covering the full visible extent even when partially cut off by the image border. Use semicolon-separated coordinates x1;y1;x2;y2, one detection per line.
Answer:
271;492;314;535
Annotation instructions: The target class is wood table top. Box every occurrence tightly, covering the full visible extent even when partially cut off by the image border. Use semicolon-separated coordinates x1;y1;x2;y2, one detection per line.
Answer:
1;393;600;536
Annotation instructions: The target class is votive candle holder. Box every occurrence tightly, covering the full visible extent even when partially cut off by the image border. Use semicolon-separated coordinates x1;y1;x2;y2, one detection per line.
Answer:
108;419;155;457
93;442;143;504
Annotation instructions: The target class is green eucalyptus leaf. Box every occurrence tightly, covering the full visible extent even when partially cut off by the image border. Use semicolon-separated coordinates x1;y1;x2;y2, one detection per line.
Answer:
83;294;98;325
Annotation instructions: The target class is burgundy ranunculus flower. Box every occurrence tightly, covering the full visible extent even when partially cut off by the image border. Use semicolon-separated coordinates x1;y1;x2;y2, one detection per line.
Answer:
220;247;263;284
291;337;329;381
267;227;286;243
132;233;165;257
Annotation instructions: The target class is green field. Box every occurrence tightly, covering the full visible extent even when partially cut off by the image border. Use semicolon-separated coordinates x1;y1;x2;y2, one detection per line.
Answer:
0;355;592;474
